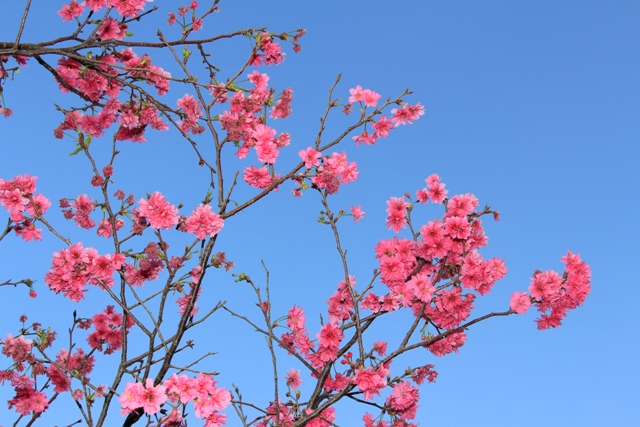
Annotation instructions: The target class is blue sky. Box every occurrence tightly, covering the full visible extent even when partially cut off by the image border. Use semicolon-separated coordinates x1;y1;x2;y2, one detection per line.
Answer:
1;1;638;426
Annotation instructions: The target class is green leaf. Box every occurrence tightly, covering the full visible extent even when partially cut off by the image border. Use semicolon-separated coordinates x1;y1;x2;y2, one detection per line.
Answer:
68;145;83;156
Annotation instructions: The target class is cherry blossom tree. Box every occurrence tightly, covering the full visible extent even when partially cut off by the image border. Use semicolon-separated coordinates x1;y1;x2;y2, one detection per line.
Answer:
0;1;591;426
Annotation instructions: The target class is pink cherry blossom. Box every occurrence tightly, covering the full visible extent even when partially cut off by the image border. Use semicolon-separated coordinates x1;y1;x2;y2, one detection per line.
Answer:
350;205;365;223
97;17;128;40
285;369;302;389
248;70;269;92
361;89;381;107
353;365;387;400
510;292;532;314
243;165;273;189
138;192;179;230
185;204;224;240
348;85;364;103
58;1;85;21
299;147;321;168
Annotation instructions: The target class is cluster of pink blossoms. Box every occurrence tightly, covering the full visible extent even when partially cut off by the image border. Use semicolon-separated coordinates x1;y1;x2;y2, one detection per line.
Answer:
353;363;390;400
326;276;356;322
280;305;345;369
58;0;151;21
216;70;294;189
86;305;135;354
250;32;285;66
294;150;359;196
255;400;335;427
185;204;225;240
177;93;204;134
1;333;48;416
348;85;424;146
44;242;125;301
60;194;96;229
136;193;225;240
2;322;107;418
0;174;50;241
96;17;128;40
137;192;179;230
384;381;420;420
119;379;167;416
47;347;96;393
525;251;591;329
167;2;201;29
354;174;510;357
6;377;48;415
119;373;230;425
53;47;170;142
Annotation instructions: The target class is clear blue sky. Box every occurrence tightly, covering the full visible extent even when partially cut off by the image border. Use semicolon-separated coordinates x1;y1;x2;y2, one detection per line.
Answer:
1;1;638;426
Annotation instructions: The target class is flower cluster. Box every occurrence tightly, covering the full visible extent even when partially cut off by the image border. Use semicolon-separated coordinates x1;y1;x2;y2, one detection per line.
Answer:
348;85;424;146
185;204;224;240
385;381;420;420
6;380;48;416
353;363;389;400
60;194;96;229
47;348;96;393
293;150;358;195
531;251;591;329
250;32;285;66
96;17;128;40
137;192;179;230
86;305;135;354
123;242;165;286
58;0;151;21
354;175;510;359
52;47;170;142
119;373;231;423
0;174;50;241
349;85;382;107
44;243;125;301
214;70;297;189
177;93;204;134
326;276;356;322
1;328;57;417
119;379;167;415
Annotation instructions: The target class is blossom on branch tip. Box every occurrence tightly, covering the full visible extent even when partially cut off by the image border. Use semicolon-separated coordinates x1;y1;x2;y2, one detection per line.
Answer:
350;205;365;223
510;292;532;314
391;102;425;126
285;369;302;389
58;1;85;21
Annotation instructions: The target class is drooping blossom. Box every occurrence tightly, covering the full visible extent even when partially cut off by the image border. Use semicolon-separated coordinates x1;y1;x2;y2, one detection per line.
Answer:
350;205;365;223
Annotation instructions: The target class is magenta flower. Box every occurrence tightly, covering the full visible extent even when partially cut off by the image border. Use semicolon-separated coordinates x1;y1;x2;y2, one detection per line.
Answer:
185;204;224;240
138;192;179;230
